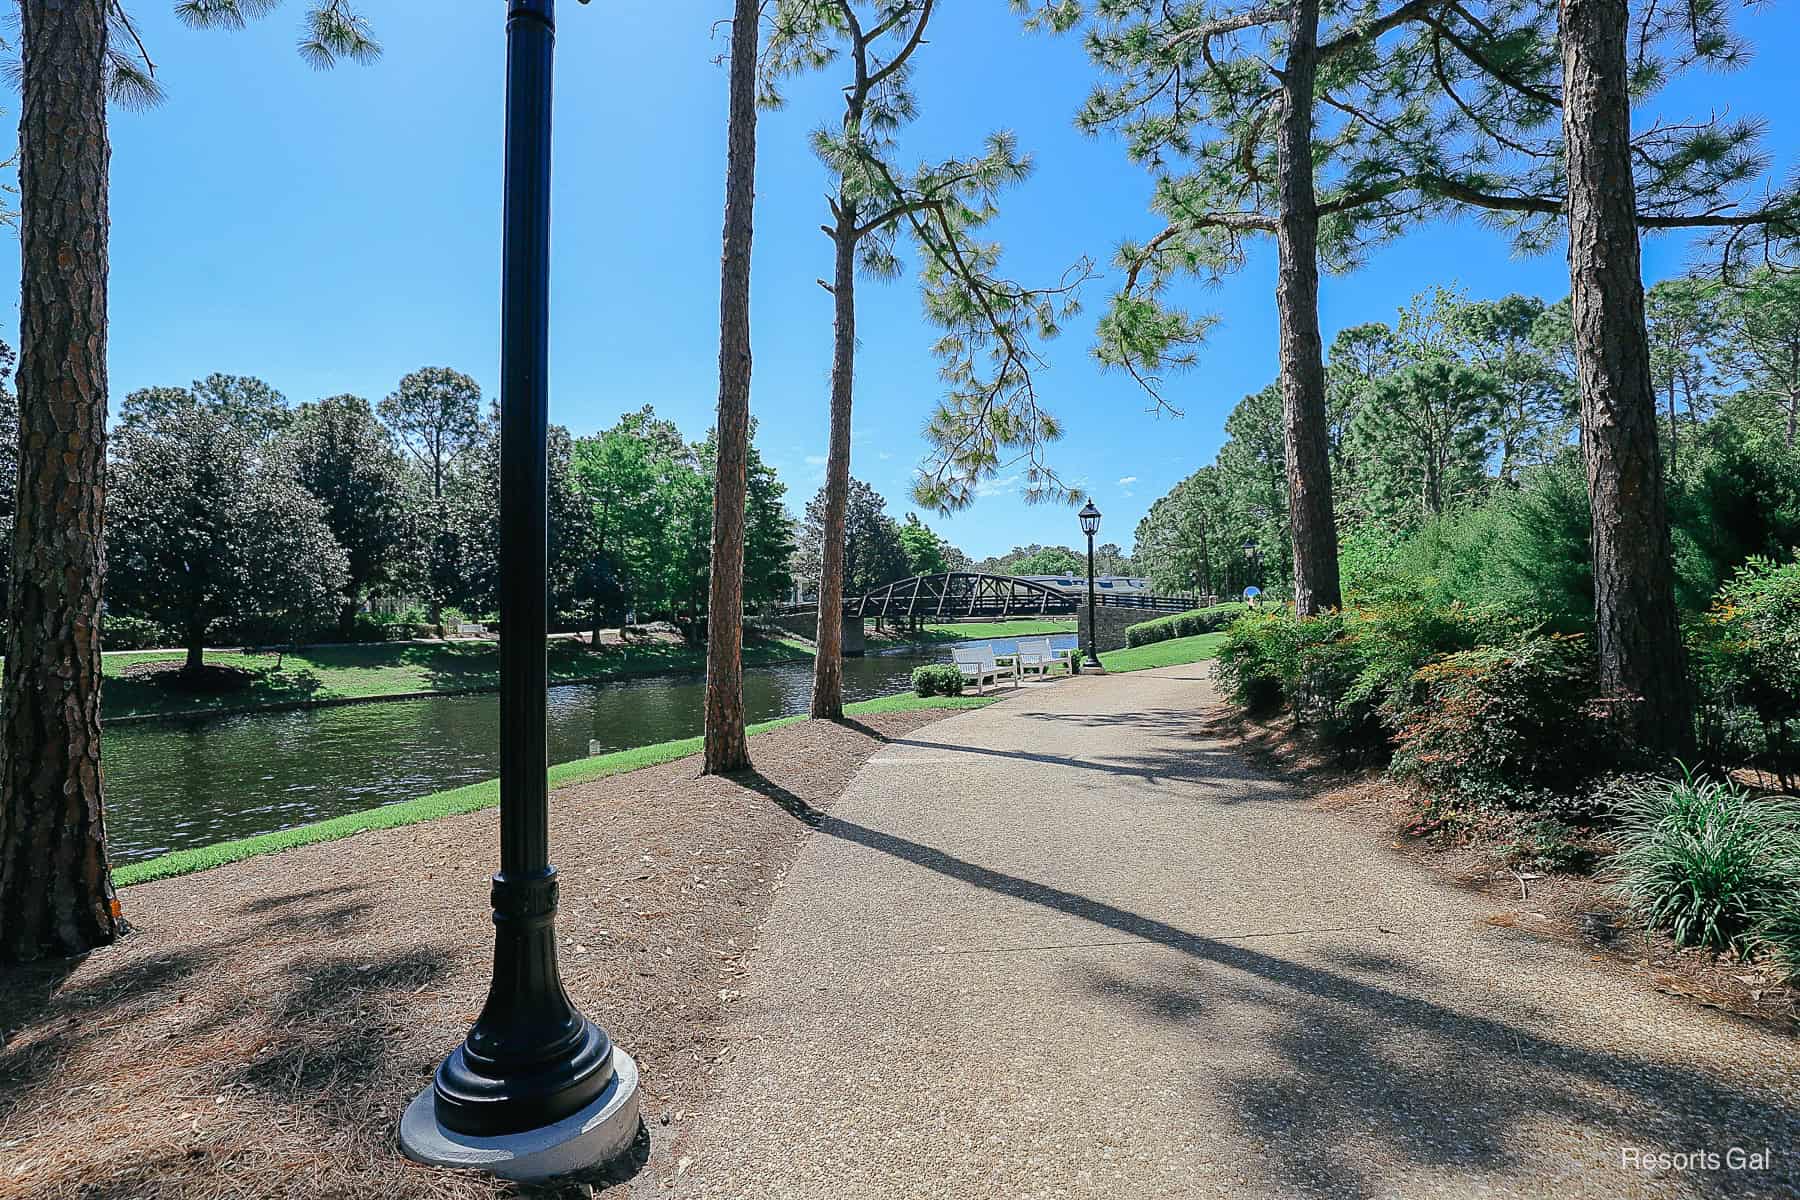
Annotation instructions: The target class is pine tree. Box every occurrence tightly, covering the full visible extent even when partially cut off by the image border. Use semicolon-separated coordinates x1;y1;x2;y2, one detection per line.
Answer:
766;0;1088;718
1716;268;1800;447
704;0;763;774
1644;279;1722;475
0;0;378;961
1;0;120;963
1348;359;1499;524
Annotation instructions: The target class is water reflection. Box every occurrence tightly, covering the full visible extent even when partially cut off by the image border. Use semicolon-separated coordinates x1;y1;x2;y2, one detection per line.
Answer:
104;650;930;863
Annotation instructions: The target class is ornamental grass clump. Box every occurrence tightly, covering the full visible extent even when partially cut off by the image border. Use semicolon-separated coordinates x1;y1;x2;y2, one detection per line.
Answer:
1608;768;1800;955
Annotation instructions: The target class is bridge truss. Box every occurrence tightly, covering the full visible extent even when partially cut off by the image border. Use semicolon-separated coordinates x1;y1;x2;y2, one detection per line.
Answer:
850;573;1194;620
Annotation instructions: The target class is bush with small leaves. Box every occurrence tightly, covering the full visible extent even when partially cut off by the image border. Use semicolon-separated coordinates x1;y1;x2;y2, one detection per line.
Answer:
912;664;965;697
1125;603;1246;648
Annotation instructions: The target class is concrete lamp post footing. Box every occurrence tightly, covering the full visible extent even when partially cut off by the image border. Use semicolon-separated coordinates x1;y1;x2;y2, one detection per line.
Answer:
399;1048;641;1181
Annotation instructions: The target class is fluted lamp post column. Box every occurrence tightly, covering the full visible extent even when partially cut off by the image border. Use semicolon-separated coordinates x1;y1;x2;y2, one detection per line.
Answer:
399;0;639;1180
1079;501;1102;669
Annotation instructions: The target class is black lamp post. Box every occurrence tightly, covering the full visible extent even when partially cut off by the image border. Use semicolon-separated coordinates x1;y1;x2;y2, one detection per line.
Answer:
1079;500;1102;668
401;0;637;1178
1241;538;1262;598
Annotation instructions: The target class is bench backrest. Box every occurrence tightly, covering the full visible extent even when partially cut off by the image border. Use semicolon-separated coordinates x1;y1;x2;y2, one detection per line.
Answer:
952;644;997;668
1016;636;1052;658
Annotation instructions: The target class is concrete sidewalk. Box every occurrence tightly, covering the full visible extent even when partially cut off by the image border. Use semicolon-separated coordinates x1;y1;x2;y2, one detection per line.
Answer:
672;666;1799;1199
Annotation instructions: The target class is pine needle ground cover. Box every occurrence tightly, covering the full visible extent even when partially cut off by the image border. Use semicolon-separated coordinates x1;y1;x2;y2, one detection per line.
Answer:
0;707;985;1200
114;691;996;887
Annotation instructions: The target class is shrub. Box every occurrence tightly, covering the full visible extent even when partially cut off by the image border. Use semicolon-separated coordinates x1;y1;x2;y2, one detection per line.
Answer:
1494;815;1589;874
911;664;964;697
1689;555;1800;774
1608;769;1800;954
101;615;174;651
1124;603;1246;648
1390;632;1607;807
1214;600;1497;759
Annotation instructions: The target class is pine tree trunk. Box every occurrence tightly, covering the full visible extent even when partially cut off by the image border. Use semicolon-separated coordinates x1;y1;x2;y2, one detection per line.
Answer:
811;203;857;721
1560;0;1692;751
0;0;121;963
1666;378;1678;474
703;0;759;775
1274;0;1342;616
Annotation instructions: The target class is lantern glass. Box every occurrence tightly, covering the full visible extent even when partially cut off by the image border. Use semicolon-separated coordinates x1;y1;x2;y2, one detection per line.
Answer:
1078;501;1102;537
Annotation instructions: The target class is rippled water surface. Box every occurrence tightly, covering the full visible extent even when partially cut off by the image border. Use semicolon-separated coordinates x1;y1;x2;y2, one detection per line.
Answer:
104;650;933;863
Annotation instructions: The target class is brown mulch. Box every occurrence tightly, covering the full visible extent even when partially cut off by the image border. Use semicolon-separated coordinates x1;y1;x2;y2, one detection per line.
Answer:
1201;702;1800;1034
0;709;957;1200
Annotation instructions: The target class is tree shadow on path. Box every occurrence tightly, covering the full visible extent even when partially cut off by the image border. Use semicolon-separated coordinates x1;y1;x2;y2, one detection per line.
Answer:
731;770;1799;1199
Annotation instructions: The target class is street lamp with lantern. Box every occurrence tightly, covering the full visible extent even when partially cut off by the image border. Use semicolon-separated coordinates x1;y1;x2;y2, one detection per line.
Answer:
399;0;639;1180
1079;500;1102;668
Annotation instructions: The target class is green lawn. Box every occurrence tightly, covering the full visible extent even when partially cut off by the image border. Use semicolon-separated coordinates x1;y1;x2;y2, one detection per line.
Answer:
99;635;815;721
870;619;1078;644
1099;632;1227;673
114;690;997;887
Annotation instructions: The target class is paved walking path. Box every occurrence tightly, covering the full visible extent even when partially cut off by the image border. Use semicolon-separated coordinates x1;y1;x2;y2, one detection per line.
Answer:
675;666;1799;1199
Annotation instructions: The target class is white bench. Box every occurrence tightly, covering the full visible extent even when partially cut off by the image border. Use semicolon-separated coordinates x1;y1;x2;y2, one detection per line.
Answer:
1015;636;1061;678
952;645;1016;694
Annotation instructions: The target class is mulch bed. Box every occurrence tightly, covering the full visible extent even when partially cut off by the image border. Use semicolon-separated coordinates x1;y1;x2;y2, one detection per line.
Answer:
0;709;956;1200
1202;702;1800;1034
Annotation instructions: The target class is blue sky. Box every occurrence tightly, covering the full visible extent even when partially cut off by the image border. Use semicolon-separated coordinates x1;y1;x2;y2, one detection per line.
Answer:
3;2;1795;560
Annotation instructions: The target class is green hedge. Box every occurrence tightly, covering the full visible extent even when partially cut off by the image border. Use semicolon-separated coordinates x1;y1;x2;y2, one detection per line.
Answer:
1124;603;1247;648
912;663;965;697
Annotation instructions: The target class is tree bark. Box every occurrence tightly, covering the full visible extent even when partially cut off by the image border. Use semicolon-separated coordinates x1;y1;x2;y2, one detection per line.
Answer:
703;0;760;774
1560;0;1692;751
0;0;122;963
811;202;858;721
1274;0;1343;616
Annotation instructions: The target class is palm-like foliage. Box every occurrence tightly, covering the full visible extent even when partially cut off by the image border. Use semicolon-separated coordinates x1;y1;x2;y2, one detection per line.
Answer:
1608;767;1800;954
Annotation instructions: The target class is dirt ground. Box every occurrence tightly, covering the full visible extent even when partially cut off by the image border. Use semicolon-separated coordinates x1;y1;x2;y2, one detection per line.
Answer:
0;708;964;1200
1205;703;1800;1034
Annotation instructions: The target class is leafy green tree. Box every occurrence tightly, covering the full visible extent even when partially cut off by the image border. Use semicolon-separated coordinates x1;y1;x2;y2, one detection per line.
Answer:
1010;546;1083;577
108;400;348;670
283;394;410;636
897;512;950;577
794;477;908;598
379;366;484;625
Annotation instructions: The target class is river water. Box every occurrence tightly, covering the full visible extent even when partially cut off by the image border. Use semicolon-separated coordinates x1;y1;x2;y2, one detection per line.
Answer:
103;649;934;864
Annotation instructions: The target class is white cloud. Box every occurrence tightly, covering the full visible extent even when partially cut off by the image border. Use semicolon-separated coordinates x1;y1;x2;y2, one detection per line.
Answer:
974;473;1022;497
1117;475;1138;486
803;454;827;466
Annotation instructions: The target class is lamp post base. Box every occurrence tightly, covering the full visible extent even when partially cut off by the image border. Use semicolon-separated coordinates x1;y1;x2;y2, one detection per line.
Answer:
400;1047;641;1181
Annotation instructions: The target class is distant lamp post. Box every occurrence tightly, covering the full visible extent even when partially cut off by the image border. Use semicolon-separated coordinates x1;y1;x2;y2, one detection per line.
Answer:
399;0;639;1180
1079;500;1102;668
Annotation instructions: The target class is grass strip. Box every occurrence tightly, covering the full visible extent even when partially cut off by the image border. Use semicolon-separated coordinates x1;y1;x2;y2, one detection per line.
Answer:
1098;632;1227;673
114;691;995;888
